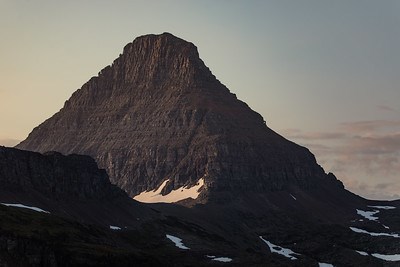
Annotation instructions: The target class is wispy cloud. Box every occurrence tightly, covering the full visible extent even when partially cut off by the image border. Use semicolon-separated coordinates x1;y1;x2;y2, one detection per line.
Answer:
282;130;346;140
340;120;400;133
281;120;400;200
377;105;397;112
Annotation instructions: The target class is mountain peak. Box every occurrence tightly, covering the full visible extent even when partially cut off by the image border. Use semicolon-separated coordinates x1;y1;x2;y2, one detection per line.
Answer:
97;32;215;89
17;33;343;203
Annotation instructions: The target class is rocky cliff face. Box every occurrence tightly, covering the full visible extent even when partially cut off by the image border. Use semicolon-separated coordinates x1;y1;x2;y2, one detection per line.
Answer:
17;33;343;200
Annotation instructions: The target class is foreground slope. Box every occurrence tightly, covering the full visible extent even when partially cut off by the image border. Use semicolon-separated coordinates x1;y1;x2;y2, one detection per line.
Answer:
0;146;155;226
1;147;400;266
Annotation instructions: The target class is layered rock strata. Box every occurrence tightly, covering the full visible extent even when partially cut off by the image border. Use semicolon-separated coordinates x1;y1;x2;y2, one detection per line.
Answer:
17;33;343;200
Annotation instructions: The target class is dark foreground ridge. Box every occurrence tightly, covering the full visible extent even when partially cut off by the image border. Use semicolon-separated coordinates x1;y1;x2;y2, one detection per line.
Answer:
1;147;400;266
18;33;342;203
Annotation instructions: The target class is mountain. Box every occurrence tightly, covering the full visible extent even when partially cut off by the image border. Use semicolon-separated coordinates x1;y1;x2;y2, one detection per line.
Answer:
18;33;342;204
10;33;400;266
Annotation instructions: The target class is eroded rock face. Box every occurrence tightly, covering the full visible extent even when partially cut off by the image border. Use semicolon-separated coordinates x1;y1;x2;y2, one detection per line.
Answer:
17;33;343;200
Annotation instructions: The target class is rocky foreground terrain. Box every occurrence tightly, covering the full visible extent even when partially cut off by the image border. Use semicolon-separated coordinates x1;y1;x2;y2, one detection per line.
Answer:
0;33;398;266
1;146;400;266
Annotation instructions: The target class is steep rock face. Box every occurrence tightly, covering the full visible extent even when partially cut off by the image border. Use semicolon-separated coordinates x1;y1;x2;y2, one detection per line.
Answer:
17;33;343;199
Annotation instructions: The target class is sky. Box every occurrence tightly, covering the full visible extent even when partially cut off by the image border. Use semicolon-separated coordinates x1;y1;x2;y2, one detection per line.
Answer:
1;0;399;200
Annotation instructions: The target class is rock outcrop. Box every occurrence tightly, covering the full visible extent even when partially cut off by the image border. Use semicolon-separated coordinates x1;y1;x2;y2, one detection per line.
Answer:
0;146;157;227
0;146;120;200
17;33;343;200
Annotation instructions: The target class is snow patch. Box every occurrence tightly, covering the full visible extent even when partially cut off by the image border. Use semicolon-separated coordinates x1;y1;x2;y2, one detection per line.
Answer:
133;178;204;203
349;227;400;238
383;225;390;229
109;225;121;230
355;250;400;261
356;209;379;221
356;250;369;256
290;194;297;200
368;205;396;210
166;234;190;250
212;257;233;263
319;263;334;267
1;203;49;213
259;236;300;260
371;253;400;261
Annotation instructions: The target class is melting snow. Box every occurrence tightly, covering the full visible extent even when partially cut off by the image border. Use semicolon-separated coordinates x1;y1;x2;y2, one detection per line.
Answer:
109;225;121;230
319;263;334;267
206;255;233;262
355;250;400;261
356;250;369;256
212;257;233;262
166;234;190;250
290;194;297;200
259;236;300;260
349;227;400;238
356;209;379;221
1;203;49;213
133;178;204;203
368;205;396;210
371;253;400;261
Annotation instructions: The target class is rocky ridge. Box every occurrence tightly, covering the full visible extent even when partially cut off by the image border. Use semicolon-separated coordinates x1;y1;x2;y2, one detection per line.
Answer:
0;146;157;227
0;146;120;200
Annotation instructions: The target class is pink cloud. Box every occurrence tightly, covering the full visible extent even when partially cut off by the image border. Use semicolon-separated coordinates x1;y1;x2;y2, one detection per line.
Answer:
282;121;400;200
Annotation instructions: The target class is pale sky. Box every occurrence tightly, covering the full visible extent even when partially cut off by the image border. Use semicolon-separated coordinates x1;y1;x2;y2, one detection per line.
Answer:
1;0;399;200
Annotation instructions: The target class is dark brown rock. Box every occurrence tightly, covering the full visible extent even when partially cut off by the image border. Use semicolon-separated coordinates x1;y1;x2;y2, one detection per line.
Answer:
17;33;343;200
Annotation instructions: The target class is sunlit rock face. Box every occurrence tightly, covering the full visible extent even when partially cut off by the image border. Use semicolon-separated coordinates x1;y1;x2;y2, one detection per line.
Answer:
17;33;343;202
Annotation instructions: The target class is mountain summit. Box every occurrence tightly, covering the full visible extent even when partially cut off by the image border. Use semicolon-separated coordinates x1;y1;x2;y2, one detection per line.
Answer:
18;33;342;203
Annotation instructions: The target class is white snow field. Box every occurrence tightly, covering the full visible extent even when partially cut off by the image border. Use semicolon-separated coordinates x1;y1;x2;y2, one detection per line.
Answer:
318;263;334;267
133;178;204;203
355;207;396;229
356;209;379;221
211;257;233;262
356;250;369;256
349;227;400;238
109;225;121;230
259;236;300;260
1;203;50;213
166;234;190;250
367;206;396;210
355;250;400;262
371;253;400;261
